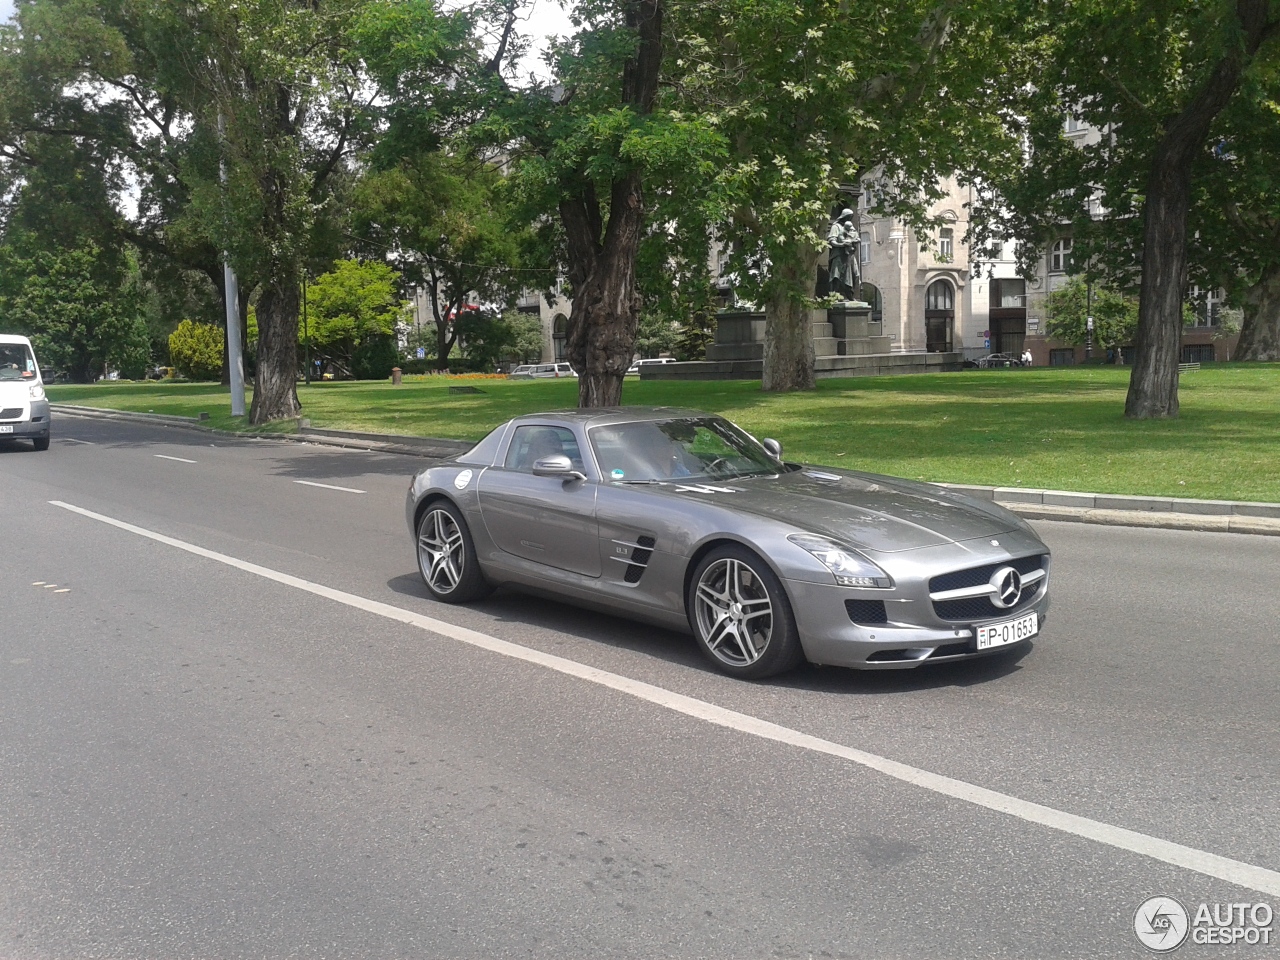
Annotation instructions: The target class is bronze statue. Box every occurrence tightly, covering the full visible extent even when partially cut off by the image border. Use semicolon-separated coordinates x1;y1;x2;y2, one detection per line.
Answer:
827;208;860;300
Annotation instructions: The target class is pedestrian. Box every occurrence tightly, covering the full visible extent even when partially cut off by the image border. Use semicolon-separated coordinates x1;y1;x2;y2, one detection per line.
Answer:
1021;347;1033;367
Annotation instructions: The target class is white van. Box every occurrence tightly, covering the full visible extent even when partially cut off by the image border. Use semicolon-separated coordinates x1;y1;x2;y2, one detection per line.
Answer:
626;357;677;376
0;334;50;451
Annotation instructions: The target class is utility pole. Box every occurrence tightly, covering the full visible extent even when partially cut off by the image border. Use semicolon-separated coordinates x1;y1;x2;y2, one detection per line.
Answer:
218;111;246;418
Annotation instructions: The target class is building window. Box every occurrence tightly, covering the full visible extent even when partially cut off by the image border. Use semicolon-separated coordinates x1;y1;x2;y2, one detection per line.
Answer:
860;231;871;264
991;278;1026;308
1049;348;1075;366
1050;238;1073;273
925;279;955;353
1064;116;1086;135
938;227;954;263
1182;343;1215;364
552;314;567;361
1188;286;1223;327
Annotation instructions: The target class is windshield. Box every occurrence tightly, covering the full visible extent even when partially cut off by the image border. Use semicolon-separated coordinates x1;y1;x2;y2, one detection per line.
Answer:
589;417;782;482
0;343;37;381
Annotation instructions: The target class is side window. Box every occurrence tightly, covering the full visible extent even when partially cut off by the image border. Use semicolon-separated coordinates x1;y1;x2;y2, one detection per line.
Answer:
504;426;585;473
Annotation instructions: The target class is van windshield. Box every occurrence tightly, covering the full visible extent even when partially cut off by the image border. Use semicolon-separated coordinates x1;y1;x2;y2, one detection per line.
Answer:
0;343;36;380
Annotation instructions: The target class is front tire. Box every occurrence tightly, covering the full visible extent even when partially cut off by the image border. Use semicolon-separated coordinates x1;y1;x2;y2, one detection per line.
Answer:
415;500;492;603
32;434;50;451
688;545;804;679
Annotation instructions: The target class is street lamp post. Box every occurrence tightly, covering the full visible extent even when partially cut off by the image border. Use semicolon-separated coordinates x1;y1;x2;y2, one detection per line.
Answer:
1085;280;1093;361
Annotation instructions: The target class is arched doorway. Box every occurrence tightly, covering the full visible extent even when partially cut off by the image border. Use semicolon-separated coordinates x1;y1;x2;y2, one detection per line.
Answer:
925;279;954;353
552;314;567;360
859;283;883;324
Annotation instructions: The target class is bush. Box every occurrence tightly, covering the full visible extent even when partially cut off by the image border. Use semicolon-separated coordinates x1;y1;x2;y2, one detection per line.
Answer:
350;335;398;380
168;320;224;380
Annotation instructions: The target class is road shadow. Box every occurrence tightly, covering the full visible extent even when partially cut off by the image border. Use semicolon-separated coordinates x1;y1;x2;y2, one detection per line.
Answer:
266;447;429;482
385;572;1032;692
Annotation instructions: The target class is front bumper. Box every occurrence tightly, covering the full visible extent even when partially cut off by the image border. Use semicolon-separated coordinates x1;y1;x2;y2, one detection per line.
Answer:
785;576;1050;670
0;399;50;438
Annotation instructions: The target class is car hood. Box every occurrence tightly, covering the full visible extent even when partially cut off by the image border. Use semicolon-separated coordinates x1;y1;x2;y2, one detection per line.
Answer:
653;466;1023;553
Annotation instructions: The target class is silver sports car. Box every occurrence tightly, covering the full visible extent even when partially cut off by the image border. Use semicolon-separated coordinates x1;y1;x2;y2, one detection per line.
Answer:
406;408;1050;679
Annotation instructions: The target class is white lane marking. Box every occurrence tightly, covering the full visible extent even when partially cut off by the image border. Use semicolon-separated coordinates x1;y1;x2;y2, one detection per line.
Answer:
293;480;366;495
46;497;1280;898
154;454;197;464
53;588;70;593
61;438;94;445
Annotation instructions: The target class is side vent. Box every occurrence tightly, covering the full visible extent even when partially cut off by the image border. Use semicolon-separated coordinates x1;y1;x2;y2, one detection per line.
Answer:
613;535;657;584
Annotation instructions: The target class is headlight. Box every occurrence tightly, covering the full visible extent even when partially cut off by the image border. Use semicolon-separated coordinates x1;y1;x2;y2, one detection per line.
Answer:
788;534;893;588
29;384;45;401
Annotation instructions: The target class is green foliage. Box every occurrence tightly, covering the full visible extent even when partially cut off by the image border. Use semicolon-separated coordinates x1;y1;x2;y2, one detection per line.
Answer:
0;245;149;382
168;319;225;381
455;309;544;370
303;259;410;377
1044;277;1138;350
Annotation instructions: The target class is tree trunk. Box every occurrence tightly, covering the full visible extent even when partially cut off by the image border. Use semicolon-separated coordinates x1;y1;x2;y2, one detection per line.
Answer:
762;243;820;392
564;171;647;408
1125;0;1276;418
1233;260;1280;361
560;0;662;409
249;277;300;424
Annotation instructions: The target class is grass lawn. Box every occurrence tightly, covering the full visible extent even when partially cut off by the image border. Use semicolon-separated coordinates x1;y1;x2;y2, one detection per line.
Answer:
48;364;1280;503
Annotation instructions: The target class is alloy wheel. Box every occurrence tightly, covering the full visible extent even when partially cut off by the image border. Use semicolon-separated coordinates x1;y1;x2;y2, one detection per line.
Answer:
418;507;465;595
693;557;774;667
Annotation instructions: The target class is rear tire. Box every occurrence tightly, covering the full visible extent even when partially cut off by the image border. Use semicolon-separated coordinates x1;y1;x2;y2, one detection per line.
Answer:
32;435;50;451
687;545;804;679
415;500;493;603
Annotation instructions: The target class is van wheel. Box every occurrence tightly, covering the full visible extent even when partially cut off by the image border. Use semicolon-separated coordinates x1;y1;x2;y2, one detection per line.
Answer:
32;435;50;451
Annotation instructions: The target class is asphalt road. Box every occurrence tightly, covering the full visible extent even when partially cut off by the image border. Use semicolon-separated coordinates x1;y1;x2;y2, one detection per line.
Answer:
1;415;1278;959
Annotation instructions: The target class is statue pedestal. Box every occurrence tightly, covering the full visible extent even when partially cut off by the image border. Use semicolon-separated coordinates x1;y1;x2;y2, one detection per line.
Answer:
828;301;891;355
706;309;765;362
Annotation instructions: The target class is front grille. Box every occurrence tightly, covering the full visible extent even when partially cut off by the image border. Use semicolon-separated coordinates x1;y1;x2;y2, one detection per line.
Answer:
0;408;22;420
930;554;1047;623
845;599;888;624
929;554;1045;593
621;535;656;584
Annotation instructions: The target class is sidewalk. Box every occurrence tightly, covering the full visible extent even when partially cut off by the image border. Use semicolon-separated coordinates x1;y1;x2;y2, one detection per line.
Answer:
53;402;1280;537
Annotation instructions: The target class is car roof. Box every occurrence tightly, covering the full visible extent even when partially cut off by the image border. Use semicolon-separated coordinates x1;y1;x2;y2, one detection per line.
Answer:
0;334;34;346
509;406;712;429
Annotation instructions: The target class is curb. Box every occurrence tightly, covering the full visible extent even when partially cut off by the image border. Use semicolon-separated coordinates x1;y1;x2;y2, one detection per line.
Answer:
51;403;1280;537
51;403;467;459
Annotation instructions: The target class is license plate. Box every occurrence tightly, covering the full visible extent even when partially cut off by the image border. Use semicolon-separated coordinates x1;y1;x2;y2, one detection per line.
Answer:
0;425;12;434
976;612;1038;650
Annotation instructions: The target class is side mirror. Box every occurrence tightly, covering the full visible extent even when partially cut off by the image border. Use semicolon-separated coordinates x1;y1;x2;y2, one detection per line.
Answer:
532;455;587;481
761;438;783;459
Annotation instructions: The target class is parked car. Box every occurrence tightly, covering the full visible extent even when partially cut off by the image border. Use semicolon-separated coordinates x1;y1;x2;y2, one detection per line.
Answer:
509;362;577;379
0;334;51;451
406;407;1051;679
974;352;1024;368
627;357;678;376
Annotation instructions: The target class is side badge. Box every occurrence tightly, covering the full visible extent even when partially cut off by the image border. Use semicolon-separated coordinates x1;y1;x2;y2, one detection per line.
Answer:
990;539;999;547
454;469;474;490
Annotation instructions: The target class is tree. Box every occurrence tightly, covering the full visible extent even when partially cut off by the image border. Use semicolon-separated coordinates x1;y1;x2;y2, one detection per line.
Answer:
1189;71;1280;361
0;245;148;382
0;0;382;422
1043;277;1139;355
169;320;225;381
668;0;1022;391
455;308;543;370
973;0;1280;417
352;152;531;370
303;259;409;378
